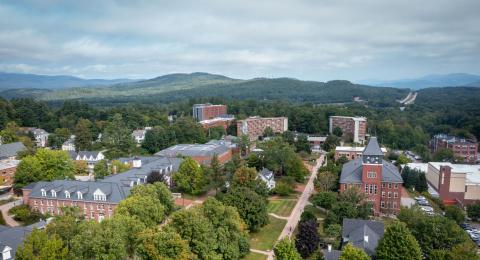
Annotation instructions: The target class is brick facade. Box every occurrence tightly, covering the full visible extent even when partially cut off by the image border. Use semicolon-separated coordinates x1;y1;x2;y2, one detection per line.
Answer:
193;104;228;121
237;117;288;141
430;134;478;163
329;116;367;144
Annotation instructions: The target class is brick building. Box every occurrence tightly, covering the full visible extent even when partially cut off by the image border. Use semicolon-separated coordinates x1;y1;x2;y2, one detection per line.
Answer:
339;137;403;215
335;146;387;161
430;134;478;163
0;160;20;194
155;143;232;164
22;157;182;222
199;116;235;131
192;103;228;121
237;116;288;141
329;116;367;144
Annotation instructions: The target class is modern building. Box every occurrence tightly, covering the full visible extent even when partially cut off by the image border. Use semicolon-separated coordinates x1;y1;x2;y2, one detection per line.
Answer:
307;136;327;152
132;127;152;144
199;116;235;131
424;162;480;205
22;156;182;222
237;116;288;141
430;134;478;163
0;142;26;160
258;168;275;190
339;137;403;215
0;160;20;194
192;103;228;122
335;146;387;161
329;116;367;144
155;143;232;164
341;218;384;257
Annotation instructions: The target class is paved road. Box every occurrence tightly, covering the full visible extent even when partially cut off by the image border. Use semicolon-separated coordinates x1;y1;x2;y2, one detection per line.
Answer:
0;199;22;227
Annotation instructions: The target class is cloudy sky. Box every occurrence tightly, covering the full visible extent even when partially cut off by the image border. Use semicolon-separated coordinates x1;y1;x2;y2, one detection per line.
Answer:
0;0;479;81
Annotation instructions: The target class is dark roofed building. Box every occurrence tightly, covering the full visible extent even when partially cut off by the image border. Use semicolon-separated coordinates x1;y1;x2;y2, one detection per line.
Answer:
0;220;47;260
0;142;26;160
22;156;182;222
342;218;384;257
339;137;403;215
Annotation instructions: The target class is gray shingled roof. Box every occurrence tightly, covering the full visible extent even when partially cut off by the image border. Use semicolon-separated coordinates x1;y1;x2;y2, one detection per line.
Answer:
155;144;229;157
342;218;384;256
339;157;403;184
322;249;341;260
363;137;384;156
259;168;274;181
0;220;46;259
25;156;182;204
0;142;26;159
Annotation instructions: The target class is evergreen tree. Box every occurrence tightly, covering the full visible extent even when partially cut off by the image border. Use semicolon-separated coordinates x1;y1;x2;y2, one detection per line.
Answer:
295;219;320;258
74;119;93;151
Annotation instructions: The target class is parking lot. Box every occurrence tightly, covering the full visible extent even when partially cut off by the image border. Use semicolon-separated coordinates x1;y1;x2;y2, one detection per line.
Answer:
414;195;436;216
460;223;480;247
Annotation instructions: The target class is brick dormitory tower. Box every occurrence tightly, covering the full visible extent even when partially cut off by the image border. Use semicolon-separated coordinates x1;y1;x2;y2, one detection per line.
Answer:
339;137;403;215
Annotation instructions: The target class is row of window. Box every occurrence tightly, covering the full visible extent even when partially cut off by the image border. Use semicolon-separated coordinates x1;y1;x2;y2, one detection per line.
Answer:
33;200;113;211
365;184;378;195
381;191;399;198
381;201;397;209
41;189;85;200
382;183;399;189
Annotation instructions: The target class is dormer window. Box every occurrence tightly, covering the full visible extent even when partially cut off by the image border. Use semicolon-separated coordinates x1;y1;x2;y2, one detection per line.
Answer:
130;181;134;187
65;191;70;198
77;191;83;199
41;189;46;197
137;178;140;185
51;190;57;198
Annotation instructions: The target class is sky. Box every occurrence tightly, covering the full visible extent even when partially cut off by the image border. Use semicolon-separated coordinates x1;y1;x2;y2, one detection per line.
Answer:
0;0;479;81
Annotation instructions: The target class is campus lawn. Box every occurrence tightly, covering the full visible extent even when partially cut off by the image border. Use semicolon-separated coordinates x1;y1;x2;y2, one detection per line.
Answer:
242;252;268;260
267;199;296;217
249;216;287;251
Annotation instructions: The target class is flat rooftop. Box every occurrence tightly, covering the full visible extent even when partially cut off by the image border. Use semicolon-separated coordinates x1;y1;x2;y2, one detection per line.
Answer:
155;144;230;157
336;146;387;153
330;116;367;121
428;162;480;185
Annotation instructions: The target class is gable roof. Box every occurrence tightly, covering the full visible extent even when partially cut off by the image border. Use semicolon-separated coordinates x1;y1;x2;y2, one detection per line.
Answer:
258;168;274;181
322;249;341;260
0;220;46;259
363;137;383;156
339;158;363;183
0;142;26;159
342;218;384;256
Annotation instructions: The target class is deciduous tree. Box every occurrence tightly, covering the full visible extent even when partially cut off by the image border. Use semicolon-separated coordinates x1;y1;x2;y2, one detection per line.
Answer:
221;187;268;231
376;221;422;260
16;229;68;260
116;195;165;226
173;157;205;195
339;243;370;260
274;238;301;260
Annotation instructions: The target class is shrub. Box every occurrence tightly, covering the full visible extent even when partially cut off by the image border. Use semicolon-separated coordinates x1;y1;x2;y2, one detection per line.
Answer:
274;181;294;196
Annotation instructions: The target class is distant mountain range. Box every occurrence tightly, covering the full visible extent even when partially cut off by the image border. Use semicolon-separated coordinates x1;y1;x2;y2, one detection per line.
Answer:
0;72;136;90
360;73;480;89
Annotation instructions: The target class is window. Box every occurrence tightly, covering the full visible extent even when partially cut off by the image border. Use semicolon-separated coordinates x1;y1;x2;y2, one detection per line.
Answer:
91;212;95;218
41;189;46;197
388;192;392;198
382;183;386;188
34;200;37;205
365;184;369;194
40;200;43;205
369;185;373;194
381;201;385;208
381;191;385;198
77;192;83;200
374;185;378;195
367;172;377;178
388;183;392;189
393;202;397;209
51;190;57;198
394;192;398;198
394;184;398;189
65;191;70;198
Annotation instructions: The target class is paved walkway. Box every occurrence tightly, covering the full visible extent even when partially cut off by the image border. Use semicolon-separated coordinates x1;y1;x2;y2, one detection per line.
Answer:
0;199;22;227
268;213;289;220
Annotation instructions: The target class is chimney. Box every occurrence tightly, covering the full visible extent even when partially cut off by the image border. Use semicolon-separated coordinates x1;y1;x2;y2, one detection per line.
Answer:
132;157;142;168
327;244;332;252
364;235;369;243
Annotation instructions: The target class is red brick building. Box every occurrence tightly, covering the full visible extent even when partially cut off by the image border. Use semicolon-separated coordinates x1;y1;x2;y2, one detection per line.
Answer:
430;134;478;163
192;103;228;121
0;160;20;194
200;117;235;131
237;117;288;141
339;137;403;215
329;116;367;144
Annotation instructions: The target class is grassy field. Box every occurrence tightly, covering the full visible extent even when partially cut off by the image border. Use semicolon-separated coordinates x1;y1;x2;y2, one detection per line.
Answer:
242;252;268;260
267;199;297;217
249;216;287;251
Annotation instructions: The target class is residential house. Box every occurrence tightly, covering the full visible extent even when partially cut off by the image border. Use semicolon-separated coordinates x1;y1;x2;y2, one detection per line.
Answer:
19;128;49;147
22;156;182;222
0;142;25;161
341;218;384;257
132;127;152;144
61;135;76;151
339;137;403;215
68;151;105;173
257;168;275;190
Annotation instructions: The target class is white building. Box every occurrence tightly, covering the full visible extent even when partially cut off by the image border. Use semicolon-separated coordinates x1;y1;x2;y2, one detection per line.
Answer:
61;135;76;151
132;127;152;144
258;168;276;190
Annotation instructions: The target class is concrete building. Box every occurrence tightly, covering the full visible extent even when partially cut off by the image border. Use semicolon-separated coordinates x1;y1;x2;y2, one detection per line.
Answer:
155;143;232;164
192;103;228;121
237;116;288;141
430;134;478;163
339;137;403;215
329;116;367;144
424;162;480;205
22;156;182;222
335;146;387;161
307;136;327;152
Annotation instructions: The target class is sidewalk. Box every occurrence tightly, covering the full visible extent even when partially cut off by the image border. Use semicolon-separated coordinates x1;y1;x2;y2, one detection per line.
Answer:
0;199;22;227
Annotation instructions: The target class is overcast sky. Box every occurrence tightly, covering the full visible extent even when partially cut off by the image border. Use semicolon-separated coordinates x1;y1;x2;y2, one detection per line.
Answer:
0;0;479;81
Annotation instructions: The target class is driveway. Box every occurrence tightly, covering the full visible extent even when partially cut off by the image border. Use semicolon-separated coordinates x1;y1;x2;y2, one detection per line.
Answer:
0;199;22;227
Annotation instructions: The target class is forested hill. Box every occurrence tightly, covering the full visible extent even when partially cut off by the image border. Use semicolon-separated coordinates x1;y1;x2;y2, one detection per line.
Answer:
2;72;408;106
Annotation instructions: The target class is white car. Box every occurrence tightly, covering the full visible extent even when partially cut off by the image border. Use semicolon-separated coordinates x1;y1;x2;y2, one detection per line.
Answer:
415;196;426;200
420;206;434;212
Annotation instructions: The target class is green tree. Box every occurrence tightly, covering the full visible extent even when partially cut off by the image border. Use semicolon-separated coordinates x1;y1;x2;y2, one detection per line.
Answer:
232;166;258;187
16;229;68;260
295;219;320;258
274;238;301;260
73;160;88;176
433;148;455;162
295;134;311;154
311;191;337;210
46;207;83;251
111;159;131;174
130;182;174;214
93;159;110;179
173;157;205;195
376;221;422;260
141;125;175;154
222;187;269;231
74;119;93;151
322;135;339;151
314;170;338;192
0;121;19;144
209;154;224;193
444;205;465;224
207;126;226;140
171;117;206;144
116;195;165;226
466;203;480;221
333;127;343;137
246;153;263;170
14;149;74;189
339;243;370;260
102;114;136;158
263;126;275;137
136;228;194;260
